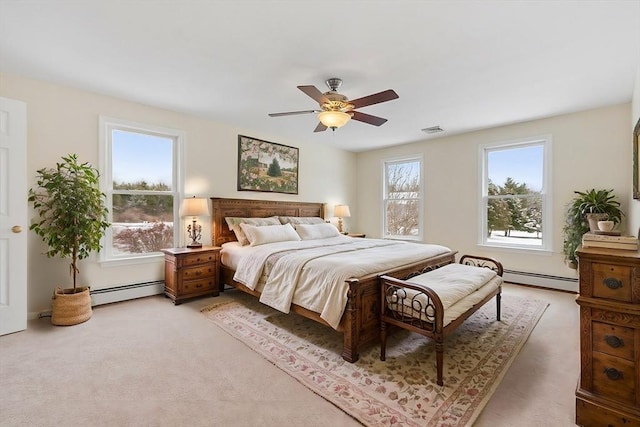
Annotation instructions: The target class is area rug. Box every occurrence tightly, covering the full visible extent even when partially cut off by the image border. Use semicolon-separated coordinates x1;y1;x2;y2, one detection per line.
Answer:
201;292;548;427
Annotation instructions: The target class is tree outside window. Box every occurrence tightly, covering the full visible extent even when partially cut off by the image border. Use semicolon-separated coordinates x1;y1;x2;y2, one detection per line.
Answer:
99;118;183;262
383;157;422;240
482;138;550;250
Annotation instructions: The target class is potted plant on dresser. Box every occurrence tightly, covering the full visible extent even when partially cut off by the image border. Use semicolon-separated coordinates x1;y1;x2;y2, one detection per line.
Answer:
28;154;109;325
562;188;624;269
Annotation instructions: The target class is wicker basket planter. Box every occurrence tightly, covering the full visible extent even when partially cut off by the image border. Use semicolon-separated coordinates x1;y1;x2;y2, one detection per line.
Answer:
51;286;92;326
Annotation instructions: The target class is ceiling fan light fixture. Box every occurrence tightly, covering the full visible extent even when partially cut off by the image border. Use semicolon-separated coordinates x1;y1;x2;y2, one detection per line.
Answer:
318;110;351;130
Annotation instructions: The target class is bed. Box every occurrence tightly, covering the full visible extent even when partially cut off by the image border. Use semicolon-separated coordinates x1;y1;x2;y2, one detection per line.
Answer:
211;197;457;362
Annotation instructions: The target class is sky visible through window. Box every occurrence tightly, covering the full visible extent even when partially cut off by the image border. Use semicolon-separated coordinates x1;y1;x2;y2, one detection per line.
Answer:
112;130;173;186
488;145;543;191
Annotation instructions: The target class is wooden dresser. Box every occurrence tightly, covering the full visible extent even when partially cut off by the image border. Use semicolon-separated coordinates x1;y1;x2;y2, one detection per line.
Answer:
162;246;220;305
575;246;640;427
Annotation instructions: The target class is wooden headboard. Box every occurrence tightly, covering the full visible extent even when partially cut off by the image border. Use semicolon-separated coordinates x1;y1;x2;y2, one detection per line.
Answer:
211;197;326;247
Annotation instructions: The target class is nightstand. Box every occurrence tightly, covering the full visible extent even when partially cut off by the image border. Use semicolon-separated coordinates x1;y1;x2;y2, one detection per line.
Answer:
347;233;366;238
161;246;220;305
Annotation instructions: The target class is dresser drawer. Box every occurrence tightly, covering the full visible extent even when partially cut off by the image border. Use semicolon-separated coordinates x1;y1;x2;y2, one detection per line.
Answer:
181;264;215;280
576;398;640;427
180;251;217;267
592;263;633;302
592;352;636;404
181;278;216;294
592;321;635;360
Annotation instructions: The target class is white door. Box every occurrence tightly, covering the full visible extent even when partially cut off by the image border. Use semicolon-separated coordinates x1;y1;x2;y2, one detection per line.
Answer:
0;97;28;335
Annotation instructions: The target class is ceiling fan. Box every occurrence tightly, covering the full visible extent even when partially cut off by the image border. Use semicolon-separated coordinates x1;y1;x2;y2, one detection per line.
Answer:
268;78;399;132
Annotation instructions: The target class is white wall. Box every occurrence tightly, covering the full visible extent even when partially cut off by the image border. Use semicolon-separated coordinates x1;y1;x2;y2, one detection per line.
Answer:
0;72;357;313
356;104;633;288
629;66;640;237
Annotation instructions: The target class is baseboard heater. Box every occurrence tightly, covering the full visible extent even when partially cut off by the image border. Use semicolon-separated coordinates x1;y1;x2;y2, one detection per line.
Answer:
503;269;578;293
90;280;165;306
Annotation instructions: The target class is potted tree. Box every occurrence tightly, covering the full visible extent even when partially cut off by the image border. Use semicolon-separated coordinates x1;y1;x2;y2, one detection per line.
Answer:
562;189;624;268
28;154;109;325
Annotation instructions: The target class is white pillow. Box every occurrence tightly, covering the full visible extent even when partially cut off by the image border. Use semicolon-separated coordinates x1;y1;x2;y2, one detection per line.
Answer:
225;216;280;245
239;223;301;246
278;216;325;225
295;223;341;240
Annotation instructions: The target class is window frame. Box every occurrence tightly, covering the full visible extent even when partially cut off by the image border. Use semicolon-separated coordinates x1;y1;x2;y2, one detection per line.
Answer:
382;155;424;241
478;135;552;253
98;116;185;265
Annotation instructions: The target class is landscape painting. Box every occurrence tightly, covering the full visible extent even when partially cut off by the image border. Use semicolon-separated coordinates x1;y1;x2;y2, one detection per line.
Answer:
237;135;299;194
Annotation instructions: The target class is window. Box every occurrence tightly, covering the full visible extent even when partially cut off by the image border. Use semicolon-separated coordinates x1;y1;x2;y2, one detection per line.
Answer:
480;136;551;251
383;156;422;240
99;117;184;263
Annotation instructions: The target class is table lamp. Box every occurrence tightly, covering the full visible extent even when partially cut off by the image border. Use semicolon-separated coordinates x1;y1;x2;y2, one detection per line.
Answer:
334;204;351;233
180;196;210;248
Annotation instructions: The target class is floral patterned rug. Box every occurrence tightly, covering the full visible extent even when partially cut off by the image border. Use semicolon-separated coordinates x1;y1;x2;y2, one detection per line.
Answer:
201;292;548;427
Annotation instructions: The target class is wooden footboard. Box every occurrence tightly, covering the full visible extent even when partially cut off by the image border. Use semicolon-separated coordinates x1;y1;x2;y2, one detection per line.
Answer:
379;254;503;385
341;251;456;362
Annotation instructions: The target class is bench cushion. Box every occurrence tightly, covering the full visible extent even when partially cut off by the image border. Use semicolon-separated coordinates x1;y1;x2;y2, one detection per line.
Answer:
390;263;501;326
404;263;497;309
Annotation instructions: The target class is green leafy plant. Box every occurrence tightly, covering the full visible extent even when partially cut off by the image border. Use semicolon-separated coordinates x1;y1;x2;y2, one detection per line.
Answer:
28;154;109;288
571;189;624;221
562;189;624;267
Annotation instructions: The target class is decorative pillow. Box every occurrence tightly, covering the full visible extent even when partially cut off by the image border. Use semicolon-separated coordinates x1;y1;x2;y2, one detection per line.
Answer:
225;216;280;245
239;223;301;246
278;216;325;225
295;223;341;240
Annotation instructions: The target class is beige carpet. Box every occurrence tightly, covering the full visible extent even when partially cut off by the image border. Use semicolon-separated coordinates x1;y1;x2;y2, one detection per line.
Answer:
202;292;548;427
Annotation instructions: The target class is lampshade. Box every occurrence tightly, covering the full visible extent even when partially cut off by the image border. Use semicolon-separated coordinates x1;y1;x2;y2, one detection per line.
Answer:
180;197;210;217
318;111;351;129
334;204;351;218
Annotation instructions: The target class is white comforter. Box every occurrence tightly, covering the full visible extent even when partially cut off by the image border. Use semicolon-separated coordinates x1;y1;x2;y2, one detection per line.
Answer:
230;236;451;329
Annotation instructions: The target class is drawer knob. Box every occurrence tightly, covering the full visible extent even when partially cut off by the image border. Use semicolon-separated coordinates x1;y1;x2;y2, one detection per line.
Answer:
603;277;623;290
603;367;623;381
604;335;624;348
195;270;202;276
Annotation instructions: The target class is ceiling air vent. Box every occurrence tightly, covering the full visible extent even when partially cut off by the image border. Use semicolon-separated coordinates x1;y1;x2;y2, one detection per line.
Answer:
422;126;444;134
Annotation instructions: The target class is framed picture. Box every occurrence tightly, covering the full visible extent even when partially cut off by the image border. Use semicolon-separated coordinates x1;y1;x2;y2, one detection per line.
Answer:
634;117;640;200
237;135;299;194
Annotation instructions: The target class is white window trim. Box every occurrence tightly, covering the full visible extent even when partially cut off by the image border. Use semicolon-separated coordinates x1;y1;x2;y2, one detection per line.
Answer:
477;135;552;253
381;154;424;241
98;116;185;266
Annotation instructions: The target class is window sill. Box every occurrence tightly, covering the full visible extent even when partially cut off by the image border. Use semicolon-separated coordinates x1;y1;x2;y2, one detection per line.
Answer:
476;243;553;256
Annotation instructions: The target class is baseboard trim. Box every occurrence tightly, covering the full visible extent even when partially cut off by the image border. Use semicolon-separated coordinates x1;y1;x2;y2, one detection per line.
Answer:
30;281;165;320
503;269;578;293
90;280;165;306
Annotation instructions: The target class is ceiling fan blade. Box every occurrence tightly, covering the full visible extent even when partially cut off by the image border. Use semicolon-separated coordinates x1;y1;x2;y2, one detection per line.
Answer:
298;85;330;105
268;110;318;117
349;89;399;109
314;122;328;132
351;111;388;126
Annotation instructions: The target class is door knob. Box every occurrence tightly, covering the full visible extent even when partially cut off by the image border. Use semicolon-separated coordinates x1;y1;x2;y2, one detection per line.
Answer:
11;225;22;233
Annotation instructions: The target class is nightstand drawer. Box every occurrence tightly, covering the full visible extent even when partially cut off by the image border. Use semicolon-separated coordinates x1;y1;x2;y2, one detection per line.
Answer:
181;264;215;281
592;352;636;404
592;263;633;302
181;278;216;294
592;321;635;360
180;251;217;267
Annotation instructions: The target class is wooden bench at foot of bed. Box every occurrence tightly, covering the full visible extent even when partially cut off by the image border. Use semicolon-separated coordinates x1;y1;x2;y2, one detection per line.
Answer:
379;255;504;386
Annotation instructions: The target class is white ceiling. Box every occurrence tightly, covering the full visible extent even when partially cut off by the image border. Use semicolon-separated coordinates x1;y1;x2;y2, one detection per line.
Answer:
1;1;639;152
